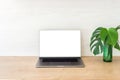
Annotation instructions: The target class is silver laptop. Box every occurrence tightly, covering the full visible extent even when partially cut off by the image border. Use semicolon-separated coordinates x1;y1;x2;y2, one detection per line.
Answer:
36;30;84;68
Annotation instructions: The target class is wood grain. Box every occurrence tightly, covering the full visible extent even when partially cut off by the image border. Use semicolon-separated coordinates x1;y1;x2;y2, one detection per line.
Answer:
0;56;120;80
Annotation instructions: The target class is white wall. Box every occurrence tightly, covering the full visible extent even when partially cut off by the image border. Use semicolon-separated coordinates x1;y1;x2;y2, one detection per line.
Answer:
0;0;120;56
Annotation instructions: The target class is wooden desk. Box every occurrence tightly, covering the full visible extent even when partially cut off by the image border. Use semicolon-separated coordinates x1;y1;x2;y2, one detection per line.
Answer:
0;56;120;80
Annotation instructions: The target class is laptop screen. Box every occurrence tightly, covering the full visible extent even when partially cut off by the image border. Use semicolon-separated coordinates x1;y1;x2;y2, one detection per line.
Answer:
40;30;81;57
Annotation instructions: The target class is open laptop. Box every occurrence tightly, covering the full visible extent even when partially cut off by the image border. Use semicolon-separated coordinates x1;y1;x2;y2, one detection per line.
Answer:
36;30;84;68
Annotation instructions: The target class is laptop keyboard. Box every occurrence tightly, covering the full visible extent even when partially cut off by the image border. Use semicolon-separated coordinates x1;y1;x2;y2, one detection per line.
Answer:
42;58;78;62
36;57;85;67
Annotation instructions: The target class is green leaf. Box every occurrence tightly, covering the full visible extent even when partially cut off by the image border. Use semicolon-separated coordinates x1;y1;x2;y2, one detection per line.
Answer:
114;42;120;50
92;27;104;35
90;39;103;55
90;27;104;55
93;45;99;55
90;41;99;51
91;27;103;41
100;28;108;42
90;38;99;47
114;25;120;50
116;25;120;31
90;33;100;41
107;28;118;46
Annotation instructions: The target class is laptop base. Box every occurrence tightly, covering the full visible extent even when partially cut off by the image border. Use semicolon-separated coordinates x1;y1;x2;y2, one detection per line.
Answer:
36;57;85;68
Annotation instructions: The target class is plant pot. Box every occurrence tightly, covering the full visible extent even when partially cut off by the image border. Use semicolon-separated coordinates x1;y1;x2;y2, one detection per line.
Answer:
103;44;112;62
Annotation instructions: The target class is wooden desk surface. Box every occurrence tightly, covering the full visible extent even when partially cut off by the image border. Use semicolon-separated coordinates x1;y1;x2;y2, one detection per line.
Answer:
0;56;120;80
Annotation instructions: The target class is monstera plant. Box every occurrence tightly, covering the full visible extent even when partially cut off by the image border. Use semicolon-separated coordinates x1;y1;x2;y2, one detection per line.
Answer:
90;25;120;62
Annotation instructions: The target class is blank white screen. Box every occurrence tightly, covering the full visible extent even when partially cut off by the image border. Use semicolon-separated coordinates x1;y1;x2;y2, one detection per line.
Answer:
40;30;81;57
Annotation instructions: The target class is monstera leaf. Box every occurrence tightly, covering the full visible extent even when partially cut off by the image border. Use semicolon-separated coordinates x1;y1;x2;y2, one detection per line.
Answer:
116;25;120;31
100;28;118;46
114;25;120;50
114;42;120;50
90;27;104;55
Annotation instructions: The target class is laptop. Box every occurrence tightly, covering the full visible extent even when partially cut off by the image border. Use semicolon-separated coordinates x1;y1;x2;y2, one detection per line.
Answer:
36;30;84;68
